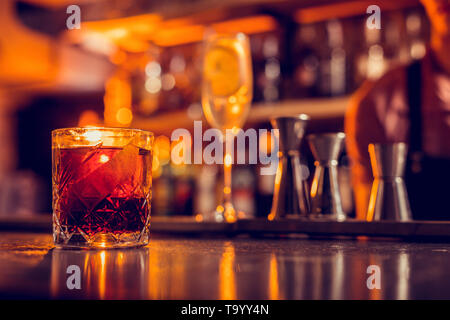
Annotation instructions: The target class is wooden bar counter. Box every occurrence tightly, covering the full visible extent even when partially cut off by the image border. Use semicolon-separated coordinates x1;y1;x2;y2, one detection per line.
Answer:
2;215;450;299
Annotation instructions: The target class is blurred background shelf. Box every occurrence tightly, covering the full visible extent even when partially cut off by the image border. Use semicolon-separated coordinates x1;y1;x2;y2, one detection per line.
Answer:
4;0;421;90
0;0;429;220
133;96;350;133
3;215;450;241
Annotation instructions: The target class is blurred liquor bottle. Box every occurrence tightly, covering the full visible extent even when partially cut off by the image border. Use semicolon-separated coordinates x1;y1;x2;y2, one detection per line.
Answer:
107;49;162;121
153;163;196;216
322;19;347;97
383;11;409;65
251;33;283;103
255;164;275;218
289;24;322;98
172;165;195;216
290;19;349;98
194;165;218;217
233;166;256;218
152;165;174;216
404;9;428;60
159;45;202;113
355;15;386;82
130;44;201;117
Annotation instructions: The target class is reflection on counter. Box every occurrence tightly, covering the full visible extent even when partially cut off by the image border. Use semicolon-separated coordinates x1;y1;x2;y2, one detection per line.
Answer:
51;248;149;299
21;236;425;300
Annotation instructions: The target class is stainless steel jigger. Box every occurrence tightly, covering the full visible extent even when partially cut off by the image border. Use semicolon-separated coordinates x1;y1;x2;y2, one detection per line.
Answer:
269;115;310;219
367;143;412;221
308;133;346;221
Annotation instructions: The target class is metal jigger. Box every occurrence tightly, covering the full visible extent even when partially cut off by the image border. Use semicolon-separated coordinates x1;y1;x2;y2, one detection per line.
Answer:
367;143;412;221
269;115;310;219
308;133;346;221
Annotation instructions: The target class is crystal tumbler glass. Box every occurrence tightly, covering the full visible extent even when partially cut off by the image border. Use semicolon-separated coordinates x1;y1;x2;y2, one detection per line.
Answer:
52;127;153;249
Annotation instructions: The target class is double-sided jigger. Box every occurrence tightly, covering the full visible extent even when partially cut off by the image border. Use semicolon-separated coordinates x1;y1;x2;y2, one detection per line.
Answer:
367;143;412;221
307;133;346;221
269;115;310;219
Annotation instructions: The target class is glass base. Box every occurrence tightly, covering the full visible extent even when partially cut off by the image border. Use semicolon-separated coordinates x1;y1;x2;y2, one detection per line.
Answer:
53;216;150;249
54;234;149;249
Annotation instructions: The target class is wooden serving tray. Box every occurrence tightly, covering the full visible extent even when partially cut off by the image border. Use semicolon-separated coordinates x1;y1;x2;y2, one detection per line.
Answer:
2;215;450;240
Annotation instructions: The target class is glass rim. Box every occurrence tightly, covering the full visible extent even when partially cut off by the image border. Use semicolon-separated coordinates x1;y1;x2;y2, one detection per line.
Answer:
52;126;154;137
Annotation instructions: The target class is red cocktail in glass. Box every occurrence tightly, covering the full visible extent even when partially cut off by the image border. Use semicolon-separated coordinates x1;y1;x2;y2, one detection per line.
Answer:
52;128;153;248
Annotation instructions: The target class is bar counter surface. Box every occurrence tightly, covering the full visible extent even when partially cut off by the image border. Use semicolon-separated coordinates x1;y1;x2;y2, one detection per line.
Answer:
2;231;450;299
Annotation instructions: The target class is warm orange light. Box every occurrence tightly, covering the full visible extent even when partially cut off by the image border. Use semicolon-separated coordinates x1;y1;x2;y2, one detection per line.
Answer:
224;208;237;223
161;17;196;29
366;180;378;222
147;241;186;299
369;255;382;300
109;50;127;65
224;154;233;167
152;162;162;179
116;107;133;125
230;105;240;115
228;96;237;104
170;137;191;165
78;110;101;127
82;14;161;33
147;247;160;299
152;156;160;172
213;15;277;35
74;14;161;53
259;131;273;154
231;127;240;135
116;37;150;53
65;14;273;57
99;154;110;164
145;77;162;94
83;130;102;143
269;254;280;300
223;186;231;194
104;75;132;127
219;243;237;300
274;161;282;186
356;236;370;242
153;24;205;47
294;1;416;24
155;135;171;165
99;250;106;299
153;15;277;47
295;1;371;24
105;28;128;39
310;176;319;198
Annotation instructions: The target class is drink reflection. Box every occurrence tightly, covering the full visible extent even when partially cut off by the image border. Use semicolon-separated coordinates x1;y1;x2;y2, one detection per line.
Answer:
219;242;237;300
48;239;413;300
50;248;149;299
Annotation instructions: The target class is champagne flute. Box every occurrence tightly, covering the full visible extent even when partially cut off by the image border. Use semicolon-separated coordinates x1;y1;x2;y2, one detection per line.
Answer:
202;32;253;222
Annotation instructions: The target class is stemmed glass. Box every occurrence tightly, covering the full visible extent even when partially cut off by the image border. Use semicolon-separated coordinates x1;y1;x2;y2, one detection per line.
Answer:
201;32;253;222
